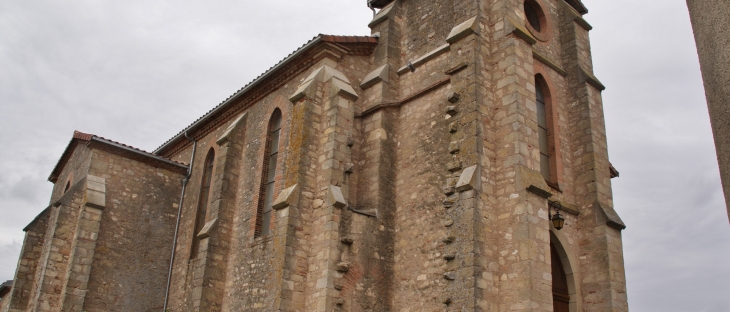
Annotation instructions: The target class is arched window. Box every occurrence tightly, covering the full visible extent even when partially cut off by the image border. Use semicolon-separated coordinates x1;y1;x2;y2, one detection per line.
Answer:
64;181;71;193
191;148;215;258
256;109;282;237
535;76;551;181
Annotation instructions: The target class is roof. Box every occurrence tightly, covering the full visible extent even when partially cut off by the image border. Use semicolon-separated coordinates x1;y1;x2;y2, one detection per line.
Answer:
48;131;189;183
369;0;394;9
153;34;378;157
565;0;588;14
0;280;11;298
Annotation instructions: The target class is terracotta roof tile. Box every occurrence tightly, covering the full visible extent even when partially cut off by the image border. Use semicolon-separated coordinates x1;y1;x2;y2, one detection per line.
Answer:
49;131;188;182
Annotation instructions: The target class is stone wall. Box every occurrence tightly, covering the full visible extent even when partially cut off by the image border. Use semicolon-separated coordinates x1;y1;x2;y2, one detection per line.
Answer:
81;150;182;312
687;0;730;223
2;0;629;311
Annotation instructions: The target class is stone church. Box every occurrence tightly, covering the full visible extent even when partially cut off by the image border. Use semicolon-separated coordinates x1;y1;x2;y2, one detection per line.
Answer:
0;0;628;311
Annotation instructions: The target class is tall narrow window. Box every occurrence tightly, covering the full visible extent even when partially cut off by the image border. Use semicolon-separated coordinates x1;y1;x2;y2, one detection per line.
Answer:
536;78;551;181
191;148;215;258
256;109;282;237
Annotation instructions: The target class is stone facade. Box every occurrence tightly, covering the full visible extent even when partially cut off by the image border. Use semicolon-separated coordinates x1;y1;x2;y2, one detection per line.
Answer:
686;0;730;224
3;0;628;311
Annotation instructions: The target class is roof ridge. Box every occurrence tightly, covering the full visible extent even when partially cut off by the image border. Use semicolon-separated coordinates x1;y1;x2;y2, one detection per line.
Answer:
49;130;190;182
153;33;378;155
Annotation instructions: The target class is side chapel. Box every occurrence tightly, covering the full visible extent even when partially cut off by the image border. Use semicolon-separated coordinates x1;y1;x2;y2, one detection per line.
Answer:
0;0;628;311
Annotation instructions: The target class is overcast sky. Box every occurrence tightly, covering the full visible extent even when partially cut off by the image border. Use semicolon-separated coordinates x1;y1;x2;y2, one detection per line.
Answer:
1;0;728;311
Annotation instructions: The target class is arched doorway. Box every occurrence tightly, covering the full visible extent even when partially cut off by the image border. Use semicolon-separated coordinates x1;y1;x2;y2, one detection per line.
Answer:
551;241;570;312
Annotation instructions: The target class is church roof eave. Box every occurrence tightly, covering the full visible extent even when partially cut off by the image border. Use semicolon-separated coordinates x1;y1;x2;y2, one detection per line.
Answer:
48;131;188;183
152;34;378;157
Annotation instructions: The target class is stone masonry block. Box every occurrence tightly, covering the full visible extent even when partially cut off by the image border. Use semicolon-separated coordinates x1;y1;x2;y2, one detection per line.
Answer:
86;175;105;192
368;1;395;27
289;79;317;102
447;159;462;172
326;185;347;209
446;105;458;116
446;16;478;44
446;91;460;103
443;195;457;208
449;121;459;133
443;178;457;196
449;141;460;154
515;165;552;198
397;44;450;75
217;113;247;145
330;78;359;100
455;165;478;192
504;16;537;45
272;184;299;210
443;271;456;281
360;64;389;89
85;175;106;209
196;218;217;239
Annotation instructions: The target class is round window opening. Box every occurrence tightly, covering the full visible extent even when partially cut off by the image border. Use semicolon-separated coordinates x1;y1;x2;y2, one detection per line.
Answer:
525;1;542;32
523;0;551;42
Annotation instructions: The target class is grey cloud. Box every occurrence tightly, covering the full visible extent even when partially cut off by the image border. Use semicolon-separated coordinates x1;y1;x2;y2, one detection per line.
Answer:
0;0;728;310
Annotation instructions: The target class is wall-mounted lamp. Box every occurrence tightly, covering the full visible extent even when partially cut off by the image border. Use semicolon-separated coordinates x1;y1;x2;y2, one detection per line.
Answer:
549;201;565;230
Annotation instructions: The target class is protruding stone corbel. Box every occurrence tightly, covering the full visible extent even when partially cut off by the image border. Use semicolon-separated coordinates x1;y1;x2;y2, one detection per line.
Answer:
331;79;359;100
532;49;568;77
504;17;537;45
515;165;552;198
290;65;359;102
196;218;218;239
217;113;247;145
595;201;626;230
562;1;593;31
455;165;479;192
360;64;389;90
368;1;396;28
327;185;347;209
578;66;606;91
446;16;479;44
272;184;299;210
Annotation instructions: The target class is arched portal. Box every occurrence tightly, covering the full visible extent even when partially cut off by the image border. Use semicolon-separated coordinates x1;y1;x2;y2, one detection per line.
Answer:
549;232;581;312
551;242;570;311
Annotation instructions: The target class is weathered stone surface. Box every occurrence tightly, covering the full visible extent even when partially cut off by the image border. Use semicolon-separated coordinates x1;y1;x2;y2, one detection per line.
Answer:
687;0;730;223
397;44;450;75
442;236;455;244
455;165;478;192
196;218;218;239
360;64;389;89
446;16;478;44
217;113;247;145
447;159;462;172
272;184;299;210
326;185;347;209
515;165;552;198
443;272;456;281
446;91;460;103
445;105;458;116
